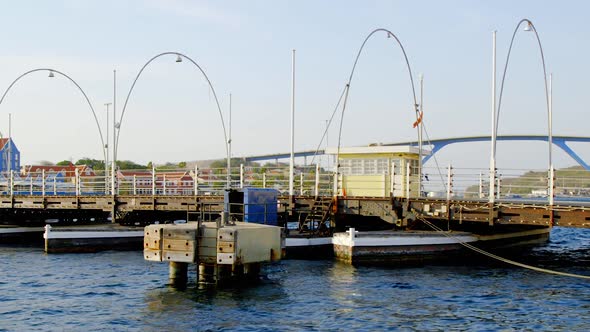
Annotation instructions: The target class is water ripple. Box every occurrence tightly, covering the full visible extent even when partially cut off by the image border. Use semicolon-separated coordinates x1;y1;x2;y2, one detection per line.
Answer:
0;228;589;331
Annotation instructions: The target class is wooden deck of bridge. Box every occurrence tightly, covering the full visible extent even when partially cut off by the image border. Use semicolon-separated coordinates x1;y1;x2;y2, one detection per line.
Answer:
1;194;590;229
0;195;225;212
335;197;590;229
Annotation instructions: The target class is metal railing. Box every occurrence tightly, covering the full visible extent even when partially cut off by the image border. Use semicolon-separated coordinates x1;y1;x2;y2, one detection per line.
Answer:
226;202;284;225
185;201;287;227
7;164;588;202
420;165;590;203
0;164;336;197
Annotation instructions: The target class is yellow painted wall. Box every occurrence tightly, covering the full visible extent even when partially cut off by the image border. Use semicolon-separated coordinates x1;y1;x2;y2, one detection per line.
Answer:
341;174;420;198
338;152;419;160
337;151;421;198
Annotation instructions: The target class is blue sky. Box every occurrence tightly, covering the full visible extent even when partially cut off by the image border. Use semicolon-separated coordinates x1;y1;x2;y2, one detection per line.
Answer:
1;0;589;171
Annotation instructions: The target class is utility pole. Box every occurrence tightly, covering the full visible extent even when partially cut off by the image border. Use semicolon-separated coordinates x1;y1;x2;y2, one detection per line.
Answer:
111;70;117;196
229;93;232;181
489;31;497;204
8;113;11;174
289;49;296;198
104;103;112;194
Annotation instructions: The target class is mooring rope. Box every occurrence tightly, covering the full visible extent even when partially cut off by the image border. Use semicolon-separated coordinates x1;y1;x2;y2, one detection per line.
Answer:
415;215;590;280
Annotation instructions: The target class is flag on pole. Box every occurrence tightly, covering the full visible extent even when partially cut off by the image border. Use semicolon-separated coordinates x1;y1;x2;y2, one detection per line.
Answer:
413;111;423;128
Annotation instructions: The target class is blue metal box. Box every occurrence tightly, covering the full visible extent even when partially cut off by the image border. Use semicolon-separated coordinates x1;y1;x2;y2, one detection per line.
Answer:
243;188;278;225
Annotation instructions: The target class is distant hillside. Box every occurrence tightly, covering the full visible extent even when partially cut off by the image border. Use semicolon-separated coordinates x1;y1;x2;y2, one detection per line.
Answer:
185;159;263;170
185;160;217;169
465;166;590;197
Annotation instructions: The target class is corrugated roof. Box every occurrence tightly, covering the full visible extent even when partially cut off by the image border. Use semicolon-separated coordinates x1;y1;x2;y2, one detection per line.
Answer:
23;164;95;176
0;138;9;150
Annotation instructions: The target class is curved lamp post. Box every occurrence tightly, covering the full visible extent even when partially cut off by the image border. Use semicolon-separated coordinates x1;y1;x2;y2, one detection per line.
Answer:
492;19;552;204
334;28;421;196
114;52;230;189
0;68;107;176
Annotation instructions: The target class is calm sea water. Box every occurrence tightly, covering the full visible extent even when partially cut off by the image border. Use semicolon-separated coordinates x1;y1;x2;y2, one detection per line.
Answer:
1;227;589;331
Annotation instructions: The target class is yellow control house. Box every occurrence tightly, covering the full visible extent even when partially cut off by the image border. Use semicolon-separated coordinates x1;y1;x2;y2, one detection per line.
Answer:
325;145;428;198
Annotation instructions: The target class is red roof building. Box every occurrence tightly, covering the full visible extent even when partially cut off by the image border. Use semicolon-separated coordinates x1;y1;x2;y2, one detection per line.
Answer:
22;164;96;178
117;170;195;195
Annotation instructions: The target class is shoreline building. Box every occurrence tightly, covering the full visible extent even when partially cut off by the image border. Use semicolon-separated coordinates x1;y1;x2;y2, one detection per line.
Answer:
0;138;20;173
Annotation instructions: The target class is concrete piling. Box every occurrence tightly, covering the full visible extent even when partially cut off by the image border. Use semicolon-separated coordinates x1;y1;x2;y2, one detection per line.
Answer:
145;221;282;285
169;261;188;286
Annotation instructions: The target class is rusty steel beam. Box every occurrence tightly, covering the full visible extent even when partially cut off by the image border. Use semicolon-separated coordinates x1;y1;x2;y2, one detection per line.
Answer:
335;196;590;229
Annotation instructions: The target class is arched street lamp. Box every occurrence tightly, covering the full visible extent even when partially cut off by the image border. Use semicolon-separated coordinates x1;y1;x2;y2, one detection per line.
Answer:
0;68;107;175
491;19;552;204
114;52;230;190
334;28;421;196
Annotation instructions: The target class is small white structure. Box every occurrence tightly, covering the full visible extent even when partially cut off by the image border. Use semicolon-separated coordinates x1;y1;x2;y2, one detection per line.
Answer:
531;189;548;197
332;228;479;264
331;227;551;265
325;145;429;198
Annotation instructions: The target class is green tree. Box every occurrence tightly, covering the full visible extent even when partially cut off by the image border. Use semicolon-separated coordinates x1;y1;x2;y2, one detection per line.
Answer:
57;160;72;166
209;160;225;169
116;160;147;170
210;158;260;168
75;158;105;170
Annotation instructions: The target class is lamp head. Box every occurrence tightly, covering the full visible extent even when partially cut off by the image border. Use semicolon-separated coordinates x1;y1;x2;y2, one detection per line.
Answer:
175;55;183;63
48;70;55;78
524;22;533;32
387;32;392;38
